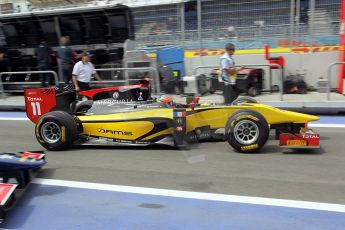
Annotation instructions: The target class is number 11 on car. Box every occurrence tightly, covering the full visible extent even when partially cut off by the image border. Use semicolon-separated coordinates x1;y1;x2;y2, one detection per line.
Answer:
31;102;41;116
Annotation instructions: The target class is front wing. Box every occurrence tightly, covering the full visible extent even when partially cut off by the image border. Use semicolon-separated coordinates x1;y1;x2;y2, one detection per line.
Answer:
279;129;320;149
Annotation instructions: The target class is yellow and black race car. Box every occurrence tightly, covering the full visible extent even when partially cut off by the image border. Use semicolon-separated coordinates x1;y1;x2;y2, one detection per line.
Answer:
24;86;320;153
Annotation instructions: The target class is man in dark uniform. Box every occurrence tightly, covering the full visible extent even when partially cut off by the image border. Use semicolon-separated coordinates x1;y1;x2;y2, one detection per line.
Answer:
35;39;52;87
56;36;80;84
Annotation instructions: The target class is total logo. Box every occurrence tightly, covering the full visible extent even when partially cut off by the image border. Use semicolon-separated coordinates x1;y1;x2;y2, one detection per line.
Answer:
27;97;43;102
302;134;319;138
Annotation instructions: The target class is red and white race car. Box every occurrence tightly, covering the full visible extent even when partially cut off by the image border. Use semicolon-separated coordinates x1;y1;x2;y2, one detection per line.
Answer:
78;83;151;101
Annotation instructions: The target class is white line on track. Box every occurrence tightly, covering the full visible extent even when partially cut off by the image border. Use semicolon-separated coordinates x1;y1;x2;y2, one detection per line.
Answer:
33;178;345;213
309;123;345;128
0;117;28;121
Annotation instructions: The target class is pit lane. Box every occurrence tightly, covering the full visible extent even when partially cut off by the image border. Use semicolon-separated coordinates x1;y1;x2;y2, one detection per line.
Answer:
1;115;345;204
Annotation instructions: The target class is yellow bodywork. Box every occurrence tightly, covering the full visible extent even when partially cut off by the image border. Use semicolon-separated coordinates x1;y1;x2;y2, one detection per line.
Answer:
77;108;173;141
76;103;319;142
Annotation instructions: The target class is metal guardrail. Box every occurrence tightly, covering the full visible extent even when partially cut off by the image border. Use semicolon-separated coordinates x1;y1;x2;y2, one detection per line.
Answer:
0;71;59;99
193;64;284;101
326;62;345;101
0;67;161;98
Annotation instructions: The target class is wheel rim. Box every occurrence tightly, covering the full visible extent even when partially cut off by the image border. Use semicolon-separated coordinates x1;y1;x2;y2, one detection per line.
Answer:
233;120;259;145
41;122;61;144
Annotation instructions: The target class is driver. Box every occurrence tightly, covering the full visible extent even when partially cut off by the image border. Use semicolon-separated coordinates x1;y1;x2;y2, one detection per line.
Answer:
158;95;174;107
158;95;199;108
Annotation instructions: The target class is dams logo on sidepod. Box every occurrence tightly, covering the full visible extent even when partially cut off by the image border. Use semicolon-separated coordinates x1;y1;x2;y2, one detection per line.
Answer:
97;128;133;136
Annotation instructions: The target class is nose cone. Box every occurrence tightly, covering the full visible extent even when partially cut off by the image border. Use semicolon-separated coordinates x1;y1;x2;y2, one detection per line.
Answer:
256;104;321;125
278;109;320;123
0;153;46;173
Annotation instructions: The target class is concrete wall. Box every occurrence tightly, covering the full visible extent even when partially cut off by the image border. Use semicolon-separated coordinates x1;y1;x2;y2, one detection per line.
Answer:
185;51;340;90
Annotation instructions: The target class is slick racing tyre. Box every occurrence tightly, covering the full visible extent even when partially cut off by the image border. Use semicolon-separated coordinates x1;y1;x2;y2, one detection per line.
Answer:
226;110;269;153
248;86;259;97
75;100;93;113
35;111;78;151
231;97;258;105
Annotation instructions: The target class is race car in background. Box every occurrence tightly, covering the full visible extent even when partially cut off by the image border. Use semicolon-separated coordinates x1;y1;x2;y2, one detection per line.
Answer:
0;151;46;223
78;83;151;101
78;79;151;101
24;86;320;153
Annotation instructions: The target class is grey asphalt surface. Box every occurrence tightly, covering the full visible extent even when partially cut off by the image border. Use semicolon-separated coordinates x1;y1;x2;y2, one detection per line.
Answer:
1;120;345;205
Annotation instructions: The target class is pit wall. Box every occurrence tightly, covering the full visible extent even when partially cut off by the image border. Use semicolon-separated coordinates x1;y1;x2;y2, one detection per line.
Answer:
184;48;340;90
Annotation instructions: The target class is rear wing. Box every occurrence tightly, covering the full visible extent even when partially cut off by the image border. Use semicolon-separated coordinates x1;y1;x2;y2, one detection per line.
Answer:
24;88;57;123
24;87;77;123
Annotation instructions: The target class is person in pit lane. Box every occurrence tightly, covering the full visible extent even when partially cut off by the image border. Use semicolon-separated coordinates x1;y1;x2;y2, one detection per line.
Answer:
72;52;103;92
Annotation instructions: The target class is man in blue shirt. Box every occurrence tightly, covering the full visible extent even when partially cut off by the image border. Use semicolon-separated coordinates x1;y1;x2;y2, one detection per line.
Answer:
56;36;80;84
220;43;242;104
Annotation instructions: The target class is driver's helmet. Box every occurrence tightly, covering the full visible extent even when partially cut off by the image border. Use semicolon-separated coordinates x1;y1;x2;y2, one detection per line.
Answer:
158;95;173;107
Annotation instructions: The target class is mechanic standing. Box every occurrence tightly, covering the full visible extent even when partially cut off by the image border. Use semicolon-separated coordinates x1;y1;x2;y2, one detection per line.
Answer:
56;36;80;84
34;39;52;87
220;43;242;104
72;52;103;92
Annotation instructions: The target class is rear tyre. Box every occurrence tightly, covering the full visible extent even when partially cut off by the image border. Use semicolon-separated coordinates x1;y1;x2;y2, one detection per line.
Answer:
75;100;93;113
248;87;259;97
231;97;258;105
271;85;280;92
35;111;78;151
226;110;269;153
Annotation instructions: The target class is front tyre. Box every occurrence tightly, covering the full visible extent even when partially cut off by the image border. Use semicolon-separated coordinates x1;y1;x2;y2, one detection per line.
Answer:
226;110;269;153
35;111;78;151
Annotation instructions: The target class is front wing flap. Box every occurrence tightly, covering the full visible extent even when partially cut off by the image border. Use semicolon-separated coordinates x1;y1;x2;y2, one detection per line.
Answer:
279;128;320;149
